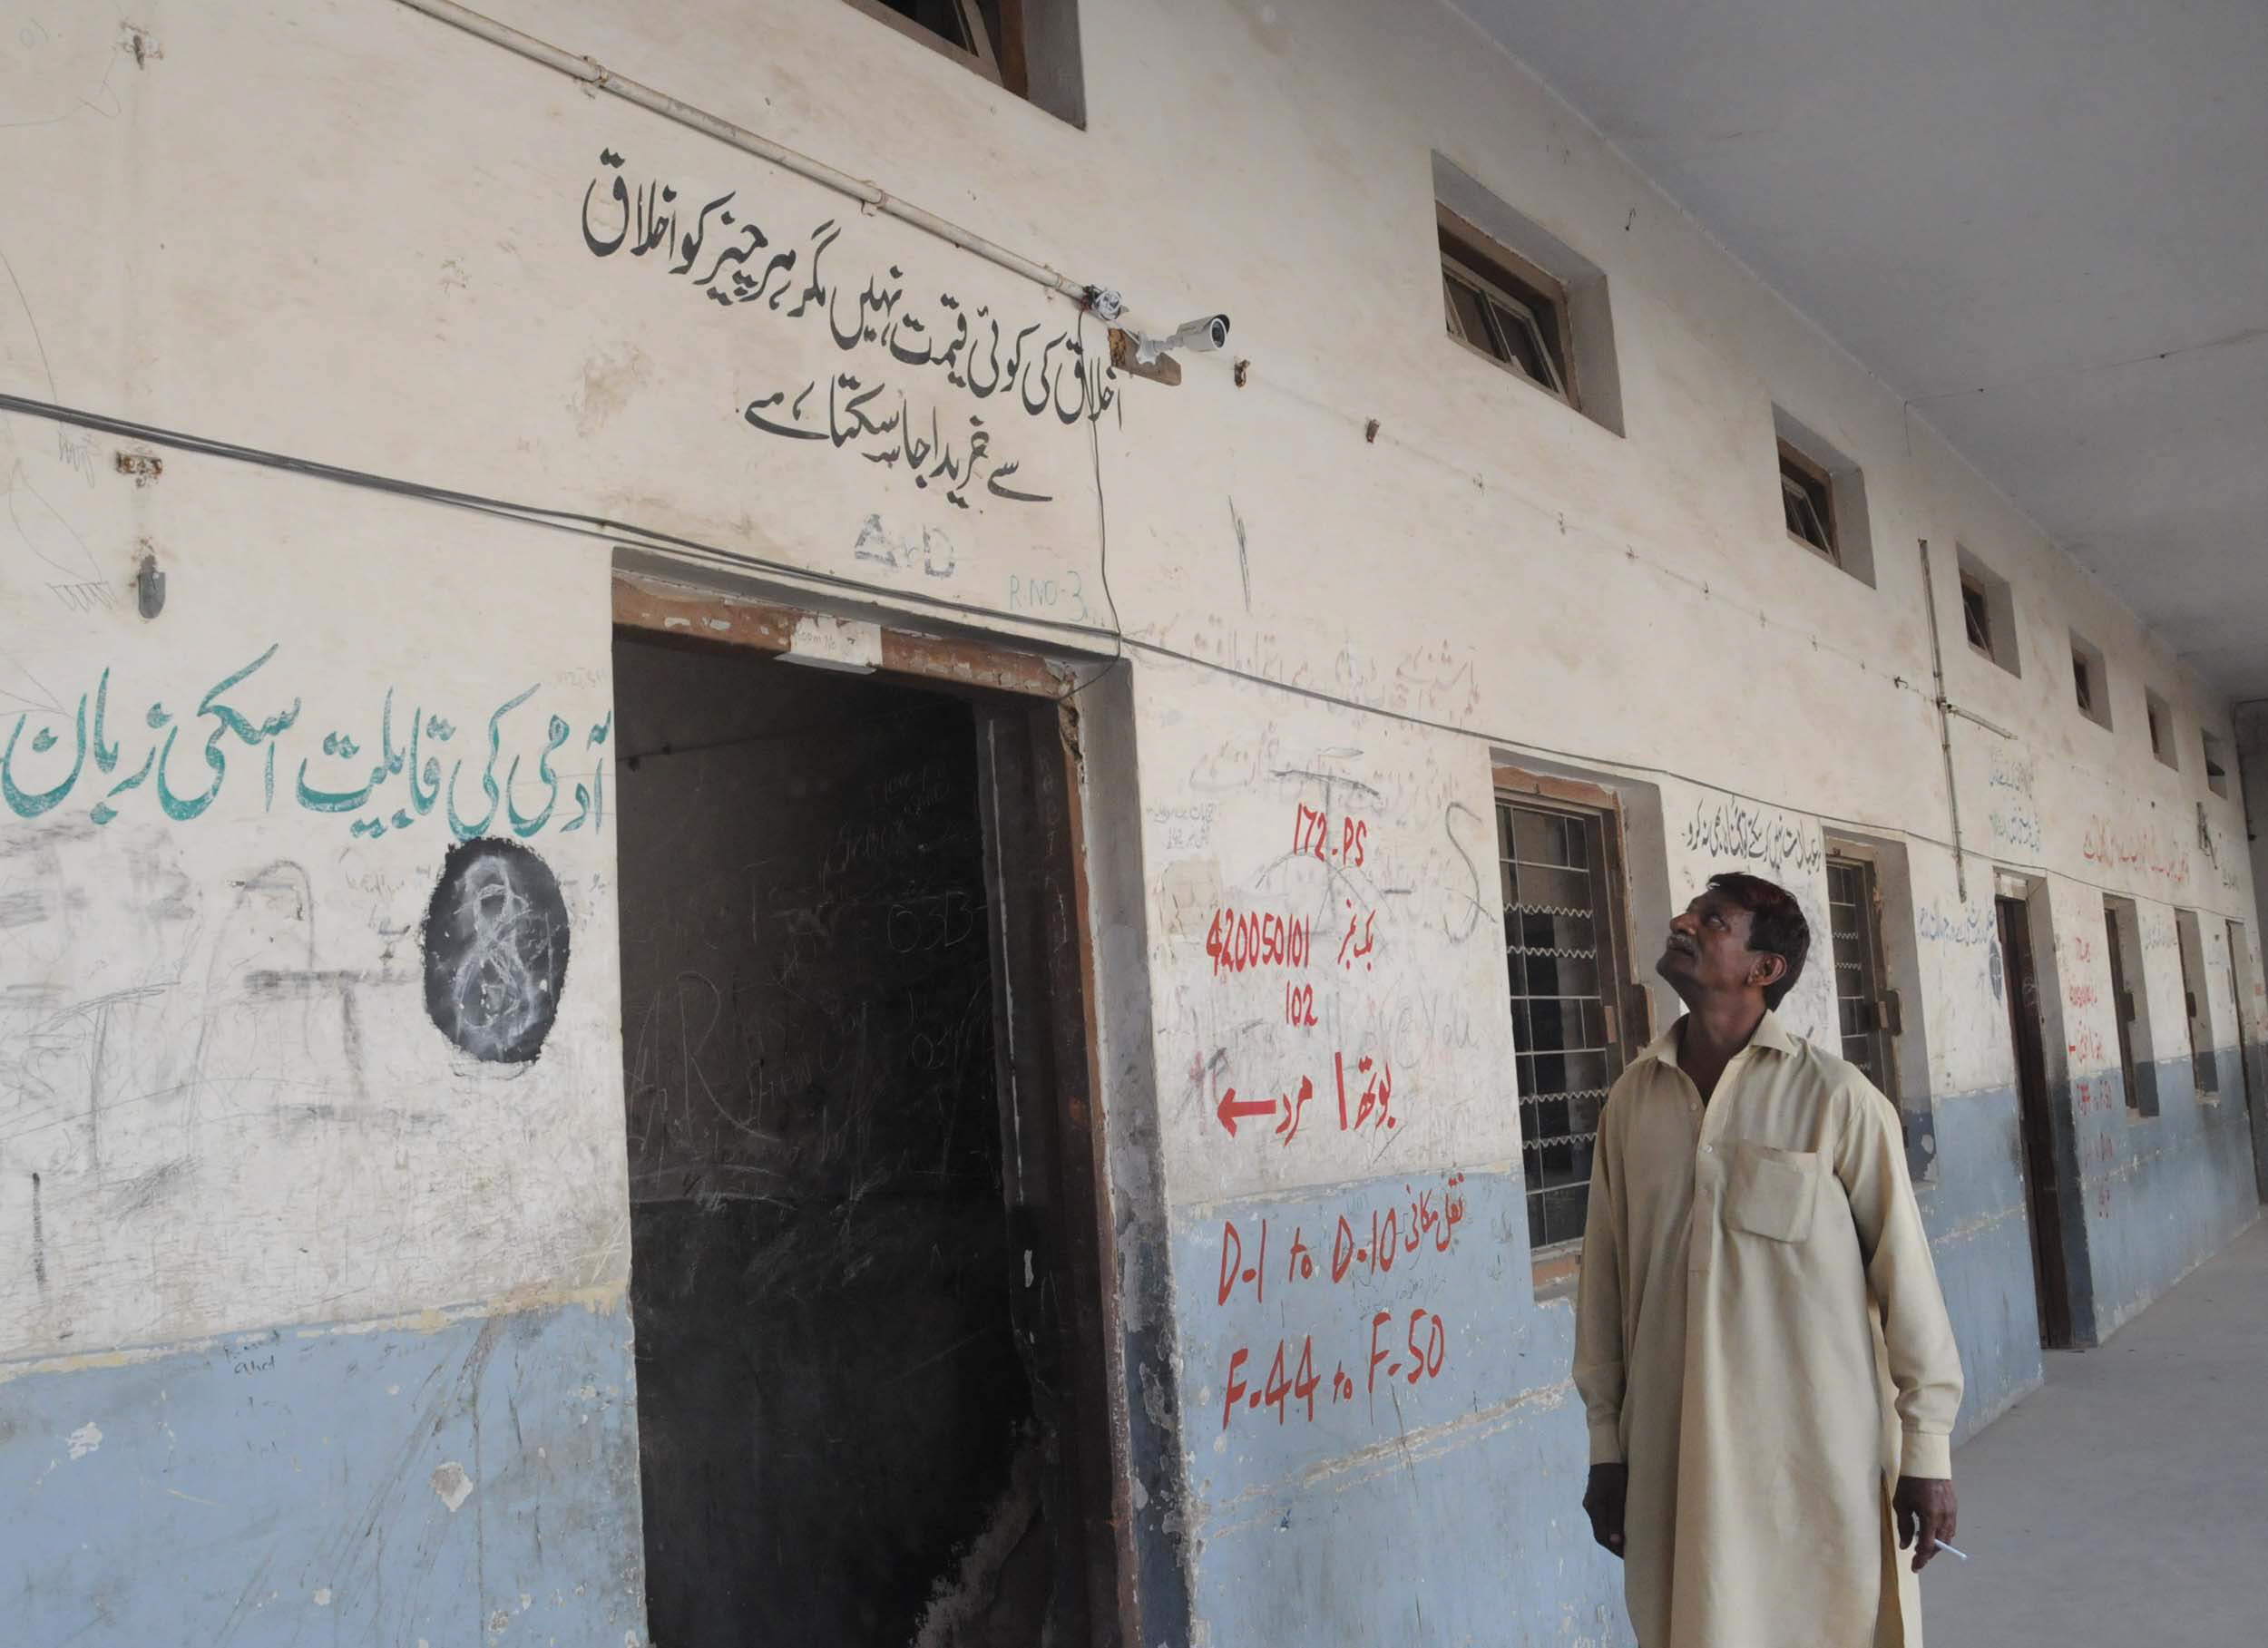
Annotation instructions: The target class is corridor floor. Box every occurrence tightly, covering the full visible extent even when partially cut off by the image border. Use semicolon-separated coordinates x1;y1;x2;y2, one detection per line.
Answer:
1927;1217;2266;1646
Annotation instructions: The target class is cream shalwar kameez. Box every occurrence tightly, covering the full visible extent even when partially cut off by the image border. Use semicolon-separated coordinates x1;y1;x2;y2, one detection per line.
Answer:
1574;1011;1963;1648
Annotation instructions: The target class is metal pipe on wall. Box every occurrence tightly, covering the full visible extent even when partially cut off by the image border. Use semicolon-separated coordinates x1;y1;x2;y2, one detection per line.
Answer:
1918;539;1970;902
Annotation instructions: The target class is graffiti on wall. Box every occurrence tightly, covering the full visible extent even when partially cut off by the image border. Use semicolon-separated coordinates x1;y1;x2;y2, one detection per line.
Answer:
1984;749;2042;852
1200;797;1396;1145
422;838;571;1064
0;648;610;842
2080;816;2191;887
580;149;1111;510
1987;806;2042;852
1157;616;1487;727
1918;901;1994;949
1679;797;1823;879
1215;1175;1467;1431
1988;751;2037;795
1177;751;1486;1437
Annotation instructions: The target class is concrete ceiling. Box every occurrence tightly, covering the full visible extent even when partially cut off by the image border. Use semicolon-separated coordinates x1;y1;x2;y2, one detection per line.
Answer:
1462;0;2268;703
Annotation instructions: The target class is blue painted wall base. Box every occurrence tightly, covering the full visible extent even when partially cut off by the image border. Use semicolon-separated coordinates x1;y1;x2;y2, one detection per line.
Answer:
0;1296;645;1647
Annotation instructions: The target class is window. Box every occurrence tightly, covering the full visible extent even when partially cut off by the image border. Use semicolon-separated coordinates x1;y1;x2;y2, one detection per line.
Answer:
2103;898;2155;1117
1772;406;1876;585
2146;689;2178;770
1441;210;1574;405
864;0;1003;73
1827;835;1936;1181
1824;857;1902;1102
2070;632;2112;730
2203;730;2232;798
1432;156;1627;435
1960;575;1991;652
842;0;1085;123
1955;548;2021;676
2175;909;2218;1097
1779;441;1838;563
1495;772;1641;1285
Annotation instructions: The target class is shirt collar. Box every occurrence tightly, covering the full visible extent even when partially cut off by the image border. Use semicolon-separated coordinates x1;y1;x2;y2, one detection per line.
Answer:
1640;1008;1796;1068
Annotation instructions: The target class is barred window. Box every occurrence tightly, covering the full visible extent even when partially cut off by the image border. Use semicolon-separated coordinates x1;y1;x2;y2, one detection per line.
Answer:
1826;856;1899;1097
1497;785;1637;1270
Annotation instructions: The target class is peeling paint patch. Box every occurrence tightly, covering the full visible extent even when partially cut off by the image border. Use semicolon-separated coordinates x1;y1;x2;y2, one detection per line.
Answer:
64;1422;101;1459
572;345;653;436
112;449;162;483
120;23;163;67
313;1587;333;1606
430;1460;474;1512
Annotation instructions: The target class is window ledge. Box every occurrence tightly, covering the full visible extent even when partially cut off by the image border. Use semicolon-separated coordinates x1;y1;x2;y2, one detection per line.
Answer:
1531;1244;1581;1301
1443;330;1576;411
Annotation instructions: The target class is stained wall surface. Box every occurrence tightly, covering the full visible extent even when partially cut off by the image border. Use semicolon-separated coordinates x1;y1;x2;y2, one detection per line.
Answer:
0;3;2259;1643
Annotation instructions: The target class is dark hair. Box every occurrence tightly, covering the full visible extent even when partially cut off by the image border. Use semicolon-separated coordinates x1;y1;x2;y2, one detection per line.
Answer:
1706;873;1811;1009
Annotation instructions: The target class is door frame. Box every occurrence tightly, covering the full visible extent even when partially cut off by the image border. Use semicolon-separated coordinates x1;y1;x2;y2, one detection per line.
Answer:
1993;883;2096;1349
2225;919;2268;1204
611;570;1139;1644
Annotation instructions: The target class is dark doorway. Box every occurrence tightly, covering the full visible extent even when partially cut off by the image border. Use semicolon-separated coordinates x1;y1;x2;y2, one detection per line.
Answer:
1997;895;2075;1349
2102;902;2143;1113
611;615;1115;1648
2226;920;2267;1203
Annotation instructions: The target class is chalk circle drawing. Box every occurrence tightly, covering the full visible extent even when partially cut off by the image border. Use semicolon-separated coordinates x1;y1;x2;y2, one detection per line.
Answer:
423;837;570;1063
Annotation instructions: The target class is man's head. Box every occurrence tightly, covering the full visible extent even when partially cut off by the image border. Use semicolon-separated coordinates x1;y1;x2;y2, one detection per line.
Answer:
1655;873;1811;1011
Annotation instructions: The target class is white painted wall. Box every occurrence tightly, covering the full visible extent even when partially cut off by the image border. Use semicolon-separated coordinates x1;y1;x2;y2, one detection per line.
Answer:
0;448;627;1363
0;0;2259;1637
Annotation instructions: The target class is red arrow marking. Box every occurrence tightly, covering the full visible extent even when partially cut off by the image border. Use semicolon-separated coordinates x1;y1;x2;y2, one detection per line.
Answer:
1217;1087;1276;1136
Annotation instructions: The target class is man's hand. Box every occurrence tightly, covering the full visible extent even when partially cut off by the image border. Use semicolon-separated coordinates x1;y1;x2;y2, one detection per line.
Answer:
1893;1475;1958;1572
1583;1463;1628;1558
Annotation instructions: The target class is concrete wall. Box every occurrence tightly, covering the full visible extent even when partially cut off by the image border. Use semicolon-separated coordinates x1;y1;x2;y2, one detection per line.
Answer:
0;2;2258;1643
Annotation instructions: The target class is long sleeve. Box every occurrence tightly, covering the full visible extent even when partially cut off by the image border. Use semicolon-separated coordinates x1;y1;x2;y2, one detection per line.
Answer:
1834;1078;1964;1478
1572;1103;1628;1466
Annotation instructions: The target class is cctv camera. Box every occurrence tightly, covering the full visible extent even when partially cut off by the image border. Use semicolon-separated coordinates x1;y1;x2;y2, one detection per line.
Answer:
1131;313;1232;366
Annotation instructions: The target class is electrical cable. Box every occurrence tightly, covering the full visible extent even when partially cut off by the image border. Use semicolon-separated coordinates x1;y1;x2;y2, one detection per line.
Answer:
0;390;1123;653
1063;307;1126;707
0;388;2234;914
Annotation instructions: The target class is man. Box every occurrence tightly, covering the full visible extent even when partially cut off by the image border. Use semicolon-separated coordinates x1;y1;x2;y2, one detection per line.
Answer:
1573;873;1963;1648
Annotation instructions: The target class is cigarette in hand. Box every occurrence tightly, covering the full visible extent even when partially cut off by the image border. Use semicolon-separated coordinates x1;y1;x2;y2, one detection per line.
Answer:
1933;1541;1970;1562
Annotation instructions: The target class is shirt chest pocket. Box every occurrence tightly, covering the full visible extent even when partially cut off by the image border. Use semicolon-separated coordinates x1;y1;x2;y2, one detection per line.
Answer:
1725;1143;1823;1243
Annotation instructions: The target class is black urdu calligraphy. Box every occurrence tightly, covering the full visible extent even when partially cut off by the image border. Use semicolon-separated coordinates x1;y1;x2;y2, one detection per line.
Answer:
577;149;1112;509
